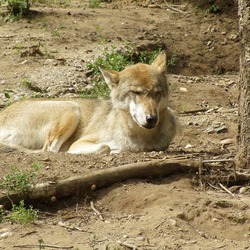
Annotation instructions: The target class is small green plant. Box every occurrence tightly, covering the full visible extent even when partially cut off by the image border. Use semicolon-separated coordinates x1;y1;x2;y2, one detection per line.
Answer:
22;79;32;88
15;44;23;55
38;238;44;249
199;0;220;14
10;200;38;224
167;51;177;66
0;162;42;194
89;0;101;8
3;0;30;21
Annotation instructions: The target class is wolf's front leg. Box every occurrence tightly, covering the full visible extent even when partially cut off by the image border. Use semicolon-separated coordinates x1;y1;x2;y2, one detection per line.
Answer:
67;139;111;154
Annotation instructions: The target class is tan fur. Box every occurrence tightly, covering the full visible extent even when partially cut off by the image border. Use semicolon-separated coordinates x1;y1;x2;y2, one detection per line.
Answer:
0;52;178;154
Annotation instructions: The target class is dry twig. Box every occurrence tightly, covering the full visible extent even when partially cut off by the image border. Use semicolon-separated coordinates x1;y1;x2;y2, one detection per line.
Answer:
14;244;73;249
179;108;209;114
90;201;104;221
58;221;90;233
219;183;235;197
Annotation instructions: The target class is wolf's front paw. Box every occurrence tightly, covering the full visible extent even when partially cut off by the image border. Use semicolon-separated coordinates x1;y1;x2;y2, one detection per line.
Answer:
96;144;111;154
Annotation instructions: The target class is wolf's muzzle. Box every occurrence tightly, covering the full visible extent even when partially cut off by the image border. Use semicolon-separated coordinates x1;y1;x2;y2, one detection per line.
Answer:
144;114;158;129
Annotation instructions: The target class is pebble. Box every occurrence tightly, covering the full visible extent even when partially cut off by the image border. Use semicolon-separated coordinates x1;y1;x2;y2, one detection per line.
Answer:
207;41;212;46
0;231;12;238
169;219;177;226
239;187;248;194
212;218;219;222
180;87;188;92
220;138;234;145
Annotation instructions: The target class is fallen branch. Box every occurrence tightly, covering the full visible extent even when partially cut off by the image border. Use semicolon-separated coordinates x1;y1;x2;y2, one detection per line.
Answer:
13;244;73;249
0;158;198;208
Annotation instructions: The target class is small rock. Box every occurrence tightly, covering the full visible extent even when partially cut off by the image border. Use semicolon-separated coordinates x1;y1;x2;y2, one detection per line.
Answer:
136;236;145;241
206;127;214;133
214;126;228;134
0;231;12;238
180;87;187;92
220;138;234;145
184;144;193;149
197;230;207;238
229;34;239;41
212;218;219;222
207;40;212;46
239;187;248;194
169;219;177;226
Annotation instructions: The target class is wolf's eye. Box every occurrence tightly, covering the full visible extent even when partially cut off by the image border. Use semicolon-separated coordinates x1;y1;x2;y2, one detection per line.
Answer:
155;91;162;97
130;90;143;95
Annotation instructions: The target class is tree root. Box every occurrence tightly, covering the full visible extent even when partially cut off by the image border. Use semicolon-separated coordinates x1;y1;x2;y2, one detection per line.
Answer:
0;158;198;208
1;157;249;209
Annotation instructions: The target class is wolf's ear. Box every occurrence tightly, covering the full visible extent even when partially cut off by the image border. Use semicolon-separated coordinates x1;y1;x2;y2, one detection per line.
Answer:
99;67;120;89
151;51;167;74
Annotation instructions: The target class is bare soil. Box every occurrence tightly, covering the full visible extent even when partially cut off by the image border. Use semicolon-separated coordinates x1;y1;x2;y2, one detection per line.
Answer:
0;0;250;249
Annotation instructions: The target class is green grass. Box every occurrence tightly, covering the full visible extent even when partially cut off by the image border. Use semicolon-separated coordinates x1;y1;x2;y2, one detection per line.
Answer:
2;0;30;21
89;0;101;8
198;0;220;14
10;200;38;224
0;163;42;224
0;162;42;194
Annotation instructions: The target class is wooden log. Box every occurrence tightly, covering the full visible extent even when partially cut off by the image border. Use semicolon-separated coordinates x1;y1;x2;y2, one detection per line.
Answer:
0;158;198;208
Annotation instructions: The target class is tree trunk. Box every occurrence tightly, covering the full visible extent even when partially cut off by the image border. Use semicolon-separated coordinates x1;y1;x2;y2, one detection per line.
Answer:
237;0;250;168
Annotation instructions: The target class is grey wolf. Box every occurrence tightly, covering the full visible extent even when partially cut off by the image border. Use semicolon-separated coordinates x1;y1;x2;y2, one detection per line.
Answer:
0;52;177;154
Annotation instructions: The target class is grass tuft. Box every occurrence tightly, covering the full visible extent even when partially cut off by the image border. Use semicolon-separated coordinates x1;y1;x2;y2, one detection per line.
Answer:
10;200;38;224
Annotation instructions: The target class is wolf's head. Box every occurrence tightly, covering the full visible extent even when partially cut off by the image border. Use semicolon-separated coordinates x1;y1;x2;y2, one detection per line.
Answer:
100;52;169;129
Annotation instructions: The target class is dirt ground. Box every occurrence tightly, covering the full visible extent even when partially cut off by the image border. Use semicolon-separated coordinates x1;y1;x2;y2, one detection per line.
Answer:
0;0;250;249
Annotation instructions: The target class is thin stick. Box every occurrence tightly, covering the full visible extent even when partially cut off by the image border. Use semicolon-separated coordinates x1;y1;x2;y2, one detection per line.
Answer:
90;201;104;221
155;218;166;229
219;183;234;197
198;156;203;189
207;181;220;190
202;159;234;164
163;0;186;13
179;108;208;114
14;244;73;249
117;240;138;250
58;221;90;233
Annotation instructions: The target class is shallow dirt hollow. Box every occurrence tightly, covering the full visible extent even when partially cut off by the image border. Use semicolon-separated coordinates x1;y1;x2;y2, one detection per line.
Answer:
0;0;250;249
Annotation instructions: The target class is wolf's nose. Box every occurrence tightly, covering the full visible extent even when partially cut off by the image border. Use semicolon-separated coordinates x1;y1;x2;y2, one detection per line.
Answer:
146;114;158;127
